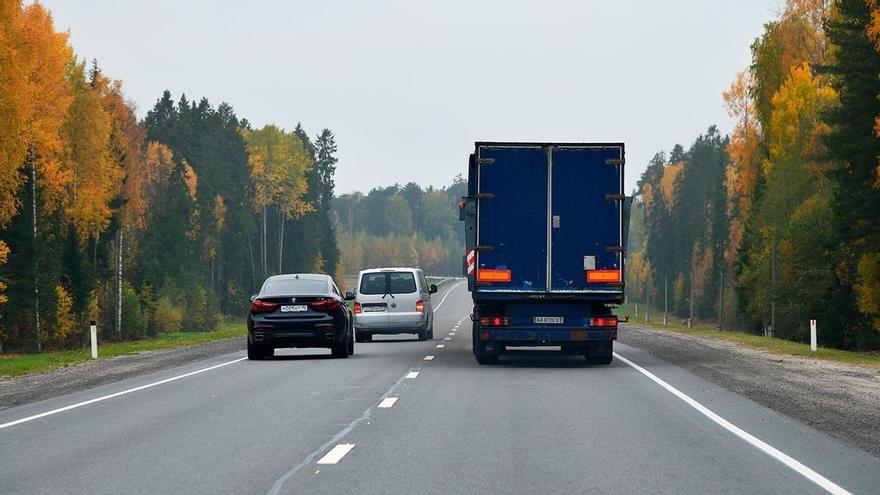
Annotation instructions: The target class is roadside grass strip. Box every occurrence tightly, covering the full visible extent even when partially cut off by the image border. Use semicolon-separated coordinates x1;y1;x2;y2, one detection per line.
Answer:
316;444;356;465
615;352;853;495
0;321;246;378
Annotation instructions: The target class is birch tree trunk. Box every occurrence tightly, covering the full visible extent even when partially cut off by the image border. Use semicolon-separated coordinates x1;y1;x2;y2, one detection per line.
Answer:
278;210;284;274
31;162;40;351
116;229;123;340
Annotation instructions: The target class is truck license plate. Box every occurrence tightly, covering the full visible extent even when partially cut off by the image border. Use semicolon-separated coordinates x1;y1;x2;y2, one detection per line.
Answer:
280;305;308;313
534;316;564;324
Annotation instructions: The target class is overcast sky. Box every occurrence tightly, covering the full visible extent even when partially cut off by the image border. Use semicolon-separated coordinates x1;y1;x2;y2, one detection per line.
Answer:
41;0;775;194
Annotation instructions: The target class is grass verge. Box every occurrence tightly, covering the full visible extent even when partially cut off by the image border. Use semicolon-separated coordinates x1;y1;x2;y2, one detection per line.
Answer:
0;320;246;379
614;303;880;370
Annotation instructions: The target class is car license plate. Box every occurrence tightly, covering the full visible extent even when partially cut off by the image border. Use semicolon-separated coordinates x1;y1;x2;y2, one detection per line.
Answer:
363;305;386;313
280;304;308;313
534;316;564;324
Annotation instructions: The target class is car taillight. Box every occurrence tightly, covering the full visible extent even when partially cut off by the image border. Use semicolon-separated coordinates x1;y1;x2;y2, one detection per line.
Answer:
354;302;362;314
250;299;279;314
479;316;509;326
310;298;339;312
416;299;425;312
590;316;618;328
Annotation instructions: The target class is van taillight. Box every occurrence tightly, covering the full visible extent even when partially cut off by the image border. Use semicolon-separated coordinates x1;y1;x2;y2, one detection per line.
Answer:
310;298;339;312
250;300;279;314
590;316;618;328
416;300;425;312
354;302;362;314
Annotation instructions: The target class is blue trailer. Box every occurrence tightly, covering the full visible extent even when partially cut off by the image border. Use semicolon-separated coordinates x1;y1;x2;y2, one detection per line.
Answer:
460;142;630;364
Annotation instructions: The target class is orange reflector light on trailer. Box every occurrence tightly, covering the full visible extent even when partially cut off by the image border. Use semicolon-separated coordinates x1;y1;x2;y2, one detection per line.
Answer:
477;269;512;283
586;269;621;283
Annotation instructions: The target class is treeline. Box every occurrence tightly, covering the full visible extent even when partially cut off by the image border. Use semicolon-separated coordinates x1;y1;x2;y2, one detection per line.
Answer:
332;178;467;276
0;2;339;352
627;0;880;350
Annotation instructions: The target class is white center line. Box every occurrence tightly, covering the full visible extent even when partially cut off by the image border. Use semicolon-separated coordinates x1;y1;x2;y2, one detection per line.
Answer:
614;352;853;495
444;337;452;341
316;444;356;465
378;397;398;408
436;344;445;349
405;371;419;379
0;357;247;430
424;355;435;361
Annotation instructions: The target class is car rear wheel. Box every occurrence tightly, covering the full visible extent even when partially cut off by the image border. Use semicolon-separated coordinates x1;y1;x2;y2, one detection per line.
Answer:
426;320;434;340
263;346;274;359
417;326;427;341
247;340;262;360
356;332;371;343
348;328;355;355
331;339;349;358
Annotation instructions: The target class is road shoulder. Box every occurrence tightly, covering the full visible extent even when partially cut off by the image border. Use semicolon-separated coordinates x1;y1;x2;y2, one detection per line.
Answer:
0;336;244;410
619;323;880;457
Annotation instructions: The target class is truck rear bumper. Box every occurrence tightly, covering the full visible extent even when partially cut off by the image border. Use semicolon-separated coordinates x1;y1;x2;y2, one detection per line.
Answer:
478;328;616;343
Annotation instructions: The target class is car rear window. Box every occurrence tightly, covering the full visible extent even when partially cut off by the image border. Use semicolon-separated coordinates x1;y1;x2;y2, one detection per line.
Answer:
359;272;418;295
262;278;327;295
388;272;416;293
360;273;387;295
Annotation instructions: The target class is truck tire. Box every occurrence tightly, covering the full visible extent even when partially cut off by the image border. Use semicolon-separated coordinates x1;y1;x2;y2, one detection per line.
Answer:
587;355;613;365
476;344;499;365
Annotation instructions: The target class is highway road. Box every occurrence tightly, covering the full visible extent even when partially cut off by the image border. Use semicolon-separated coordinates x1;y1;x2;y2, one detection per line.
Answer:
1;281;878;494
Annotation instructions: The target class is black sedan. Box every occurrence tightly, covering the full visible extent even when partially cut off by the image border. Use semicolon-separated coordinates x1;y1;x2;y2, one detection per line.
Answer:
247;273;354;360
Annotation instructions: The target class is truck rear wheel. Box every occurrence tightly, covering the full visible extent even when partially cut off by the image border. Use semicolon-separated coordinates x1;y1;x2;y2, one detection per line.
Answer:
586;342;613;365
476;344;499;365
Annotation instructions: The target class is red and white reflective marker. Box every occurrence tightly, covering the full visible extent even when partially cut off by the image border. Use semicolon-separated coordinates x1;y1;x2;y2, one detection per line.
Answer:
466;249;475;276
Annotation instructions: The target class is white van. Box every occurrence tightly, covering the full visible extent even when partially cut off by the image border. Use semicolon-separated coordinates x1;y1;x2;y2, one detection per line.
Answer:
350;268;437;342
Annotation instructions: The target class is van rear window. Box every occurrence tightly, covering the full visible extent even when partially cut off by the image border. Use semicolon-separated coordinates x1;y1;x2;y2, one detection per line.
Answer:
359;272;417;295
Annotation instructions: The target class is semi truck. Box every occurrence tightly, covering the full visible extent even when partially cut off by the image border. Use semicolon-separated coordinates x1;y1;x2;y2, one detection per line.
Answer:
460;142;630;365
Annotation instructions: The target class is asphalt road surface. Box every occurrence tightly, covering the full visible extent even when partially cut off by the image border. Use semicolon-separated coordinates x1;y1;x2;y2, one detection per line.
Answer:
1;281;878;494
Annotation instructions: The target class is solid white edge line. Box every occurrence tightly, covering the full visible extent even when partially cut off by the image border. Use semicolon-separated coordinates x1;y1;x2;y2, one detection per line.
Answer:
613;352;853;495
0;357;248;430
316;443;356;465
405;371;419;379
433;281;464;312
377;397;398;408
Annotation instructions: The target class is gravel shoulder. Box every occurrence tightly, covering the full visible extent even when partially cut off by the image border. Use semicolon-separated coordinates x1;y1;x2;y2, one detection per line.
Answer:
619;323;880;457
0;336;244;410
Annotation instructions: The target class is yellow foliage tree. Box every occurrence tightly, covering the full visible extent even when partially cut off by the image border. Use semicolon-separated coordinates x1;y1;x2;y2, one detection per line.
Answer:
52;285;75;347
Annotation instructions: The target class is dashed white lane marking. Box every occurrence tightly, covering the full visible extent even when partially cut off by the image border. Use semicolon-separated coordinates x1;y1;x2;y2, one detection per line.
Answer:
436;344;445;349
614;352;853;495
444;337;452;341
424;355;435;361
378;397;398;408
405;371;419;379
316;444;356;465
432;281;465;312
0;357;247;430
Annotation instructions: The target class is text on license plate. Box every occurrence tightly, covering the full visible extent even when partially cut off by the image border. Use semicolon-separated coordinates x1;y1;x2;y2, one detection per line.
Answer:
533;316;564;324
363;306;386;313
280;305;308;313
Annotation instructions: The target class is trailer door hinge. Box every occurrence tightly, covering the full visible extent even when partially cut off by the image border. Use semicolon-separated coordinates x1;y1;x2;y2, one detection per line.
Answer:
605;158;624;166
605;194;626;201
475;193;495;200
476;158;495;164
474;245;494;252
606;246;625;253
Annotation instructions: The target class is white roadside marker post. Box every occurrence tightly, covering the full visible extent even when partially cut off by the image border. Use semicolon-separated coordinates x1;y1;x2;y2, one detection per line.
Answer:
90;320;98;359
810;319;817;352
